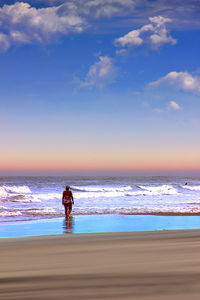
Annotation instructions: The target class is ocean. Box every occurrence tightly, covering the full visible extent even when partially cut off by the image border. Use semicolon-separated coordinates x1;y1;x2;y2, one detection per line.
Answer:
0;176;200;224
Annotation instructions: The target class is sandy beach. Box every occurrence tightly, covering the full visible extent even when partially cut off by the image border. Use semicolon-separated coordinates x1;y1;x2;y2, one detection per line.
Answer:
1;230;200;299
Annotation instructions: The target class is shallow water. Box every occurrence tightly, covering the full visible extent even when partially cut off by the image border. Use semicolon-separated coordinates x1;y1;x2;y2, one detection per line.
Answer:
1;214;200;238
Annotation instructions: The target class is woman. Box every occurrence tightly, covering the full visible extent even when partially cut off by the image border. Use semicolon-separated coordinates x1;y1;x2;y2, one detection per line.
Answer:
62;185;74;217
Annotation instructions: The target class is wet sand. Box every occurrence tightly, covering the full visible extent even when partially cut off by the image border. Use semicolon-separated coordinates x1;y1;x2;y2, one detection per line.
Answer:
1;230;200;299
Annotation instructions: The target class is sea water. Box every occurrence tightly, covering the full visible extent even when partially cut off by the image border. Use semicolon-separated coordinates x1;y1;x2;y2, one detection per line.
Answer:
0;176;200;223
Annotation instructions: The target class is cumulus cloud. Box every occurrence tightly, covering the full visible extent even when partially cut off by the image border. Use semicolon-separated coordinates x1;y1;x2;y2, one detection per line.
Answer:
150;71;200;93
15;0;200;32
148;16;176;47
82;56;116;87
116;29;143;47
115;15;176;50
0;2;86;51
32;0;136;18
82;0;135;18
1;1;197;51
169;101;180;110
0;0;137;51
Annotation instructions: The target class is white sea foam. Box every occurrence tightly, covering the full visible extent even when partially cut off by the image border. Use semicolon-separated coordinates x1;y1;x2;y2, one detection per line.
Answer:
73;185;179;199
72;206;200;215
182;185;200;191
138;185;179;195
0;185;32;200
3;206;200;218
74;191;126;199
0;187;8;198
33;193;61;201
3;185;31;194
24;208;58;216
4;195;41;203
71;185;132;192
0;210;22;217
119;207;200;214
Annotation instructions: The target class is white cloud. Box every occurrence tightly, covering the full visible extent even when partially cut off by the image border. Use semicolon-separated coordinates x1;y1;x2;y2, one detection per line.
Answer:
83;0;135;18
10;30;31;44
0;1;137;51
148;16;177;47
42;0;135;18
169;101;180;110
116;29;143;47
115;15;176;50
16;0;200;31
2;2;194;52
82;56;116;87
33;0;136;20
0;2;86;51
150;71;200;93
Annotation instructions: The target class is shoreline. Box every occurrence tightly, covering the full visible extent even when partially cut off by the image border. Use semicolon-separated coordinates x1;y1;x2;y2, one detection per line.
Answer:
1;213;200;239
1;230;200;299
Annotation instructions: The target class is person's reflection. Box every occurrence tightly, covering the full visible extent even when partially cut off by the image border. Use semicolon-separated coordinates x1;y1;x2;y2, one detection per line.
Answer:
63;215;74;234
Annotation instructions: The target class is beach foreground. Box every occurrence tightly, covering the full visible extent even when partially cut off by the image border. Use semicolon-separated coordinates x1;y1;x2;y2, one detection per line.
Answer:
1;230;200;299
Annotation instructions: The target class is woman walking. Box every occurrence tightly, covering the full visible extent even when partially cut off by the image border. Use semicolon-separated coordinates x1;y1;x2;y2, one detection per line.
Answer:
62;185;74;217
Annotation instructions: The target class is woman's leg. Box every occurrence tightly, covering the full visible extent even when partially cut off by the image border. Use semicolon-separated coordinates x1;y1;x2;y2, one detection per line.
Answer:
68;203;72;215
64;204;69;217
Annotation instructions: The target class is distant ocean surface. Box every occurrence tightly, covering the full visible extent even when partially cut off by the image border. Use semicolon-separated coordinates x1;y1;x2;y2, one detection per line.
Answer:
1;176;200;223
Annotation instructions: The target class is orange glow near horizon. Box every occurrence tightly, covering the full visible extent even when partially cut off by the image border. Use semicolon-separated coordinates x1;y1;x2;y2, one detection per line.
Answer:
0;158;200;175
1;143;200;174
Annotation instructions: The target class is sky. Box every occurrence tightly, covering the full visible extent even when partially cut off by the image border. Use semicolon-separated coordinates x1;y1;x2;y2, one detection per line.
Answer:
0;0;200;175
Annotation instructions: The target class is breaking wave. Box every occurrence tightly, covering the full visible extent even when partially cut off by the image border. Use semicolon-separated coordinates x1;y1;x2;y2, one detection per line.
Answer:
3;185;31;194
0;185;32;199
71;184;179;198
0;184;181;203
72;184;179;198
182;185;200;191
138;185;179;195
71;185;132;192
0;187;8;198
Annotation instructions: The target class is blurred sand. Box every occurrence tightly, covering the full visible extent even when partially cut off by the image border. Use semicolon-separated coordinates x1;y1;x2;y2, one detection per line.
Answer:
1;230;200;299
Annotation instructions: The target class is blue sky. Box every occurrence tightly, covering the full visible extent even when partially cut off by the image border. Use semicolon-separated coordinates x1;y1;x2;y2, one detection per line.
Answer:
0;0;200;175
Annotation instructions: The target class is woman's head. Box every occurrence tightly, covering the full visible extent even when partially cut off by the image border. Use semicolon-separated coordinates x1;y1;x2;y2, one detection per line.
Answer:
65;185;70;190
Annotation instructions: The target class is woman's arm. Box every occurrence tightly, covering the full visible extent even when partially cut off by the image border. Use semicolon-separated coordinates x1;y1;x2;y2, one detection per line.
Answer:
62;191;65;205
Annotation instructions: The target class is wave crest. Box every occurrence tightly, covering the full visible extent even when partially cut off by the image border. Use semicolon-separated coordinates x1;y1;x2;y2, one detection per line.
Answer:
71;185;132;192
0;187;8;198
182;185;200;191
138;184;179;195
3;185;31;194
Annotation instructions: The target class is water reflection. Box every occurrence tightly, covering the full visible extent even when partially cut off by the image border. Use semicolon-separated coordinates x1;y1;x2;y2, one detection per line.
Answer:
63;215;74;234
